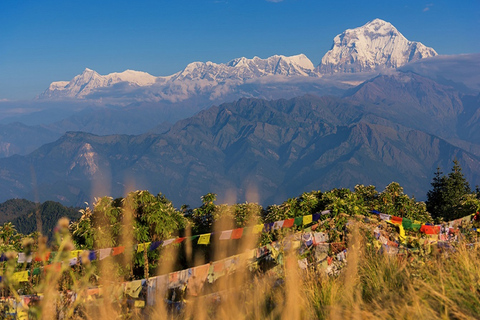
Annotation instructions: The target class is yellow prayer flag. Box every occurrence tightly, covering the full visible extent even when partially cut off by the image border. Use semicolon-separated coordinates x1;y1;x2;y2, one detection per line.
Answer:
12;271;29;283
134;300;145;308
198;234;211;245
69;250;83;259
137;242;151;253
398;224;406;243
252;224;264;234
303;215;313;225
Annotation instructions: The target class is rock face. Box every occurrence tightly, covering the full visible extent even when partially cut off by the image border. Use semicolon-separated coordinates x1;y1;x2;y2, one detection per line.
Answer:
318;19;437;73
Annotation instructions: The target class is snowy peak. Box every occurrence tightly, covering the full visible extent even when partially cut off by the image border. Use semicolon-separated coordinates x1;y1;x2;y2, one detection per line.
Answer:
39;68;158;99
172;54;316;82
318;18;437;73
39;54;316;100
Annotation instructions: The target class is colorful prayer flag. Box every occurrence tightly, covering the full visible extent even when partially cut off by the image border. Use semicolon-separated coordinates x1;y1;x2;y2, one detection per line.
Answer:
294;216;303;226
112;246;125;256
231;228;243;239
252;224;264;234
219;230;233;240
303;215;313;225
198;233;211;245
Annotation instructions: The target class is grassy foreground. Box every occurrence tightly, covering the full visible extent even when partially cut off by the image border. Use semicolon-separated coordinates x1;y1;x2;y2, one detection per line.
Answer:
1;215;479;320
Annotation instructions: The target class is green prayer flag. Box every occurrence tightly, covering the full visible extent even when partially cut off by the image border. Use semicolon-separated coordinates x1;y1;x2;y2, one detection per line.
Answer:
294;217;303;227
402;218;413;230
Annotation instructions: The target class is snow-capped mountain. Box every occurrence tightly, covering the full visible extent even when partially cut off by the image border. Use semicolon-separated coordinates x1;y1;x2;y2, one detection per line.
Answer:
38;19;438;102
40;68;158;99
318;19;438;73
38;54;316;101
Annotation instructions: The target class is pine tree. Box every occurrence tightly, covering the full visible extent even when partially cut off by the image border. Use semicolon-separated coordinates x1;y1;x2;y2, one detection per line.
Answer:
426;167;447;220
426;160;472;221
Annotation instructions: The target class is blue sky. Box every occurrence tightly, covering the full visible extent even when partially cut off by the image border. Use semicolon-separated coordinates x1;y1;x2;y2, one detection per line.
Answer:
0;0;479;100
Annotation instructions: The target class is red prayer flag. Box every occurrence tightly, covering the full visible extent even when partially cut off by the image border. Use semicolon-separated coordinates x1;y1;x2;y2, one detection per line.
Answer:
34;252;50;262
231;228;244;239
391;216;402;224
283;218;294;228
420;225;440;234
112;246;125;256
174;237;186;244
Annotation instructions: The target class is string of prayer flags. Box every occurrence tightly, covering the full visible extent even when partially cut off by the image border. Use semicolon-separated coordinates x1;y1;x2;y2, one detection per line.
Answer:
198;234;211;245
303;215;313;226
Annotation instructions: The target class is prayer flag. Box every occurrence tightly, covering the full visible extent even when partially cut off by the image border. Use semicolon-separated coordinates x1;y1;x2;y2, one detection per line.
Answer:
219;230;233;240
294;216;303;226
12;271;29;283
391;216;402;224
231;228;244;239
213;261;224;272
402;218;413;230
17;253;32;264
149;241;162;251
198;234;211;245
379;213;391;221
303;215;313;225
312;213;321;221
134;300;145;308
112;246;125;256
69;250;83;259
162;239;175;246
252;224;264;234
174;237;186;244
273;220;284;230
137;242;151;253
98;248;112;260
125;280;143;298
283;218;294;228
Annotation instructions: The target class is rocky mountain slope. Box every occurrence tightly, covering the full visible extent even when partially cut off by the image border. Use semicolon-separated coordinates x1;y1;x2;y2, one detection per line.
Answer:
1;72;479;207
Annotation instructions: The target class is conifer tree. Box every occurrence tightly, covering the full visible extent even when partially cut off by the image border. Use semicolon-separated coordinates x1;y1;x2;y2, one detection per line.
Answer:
426;167;447;220
426;160;472;221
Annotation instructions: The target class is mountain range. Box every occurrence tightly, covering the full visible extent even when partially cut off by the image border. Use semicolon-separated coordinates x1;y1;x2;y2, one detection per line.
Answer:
0;18;478;209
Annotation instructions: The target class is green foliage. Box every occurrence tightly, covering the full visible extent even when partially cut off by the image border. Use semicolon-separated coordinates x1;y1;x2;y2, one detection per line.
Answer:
427;160;474;221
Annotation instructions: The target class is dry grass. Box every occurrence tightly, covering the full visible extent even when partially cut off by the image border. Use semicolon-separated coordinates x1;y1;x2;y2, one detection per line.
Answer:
1;217;479;320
